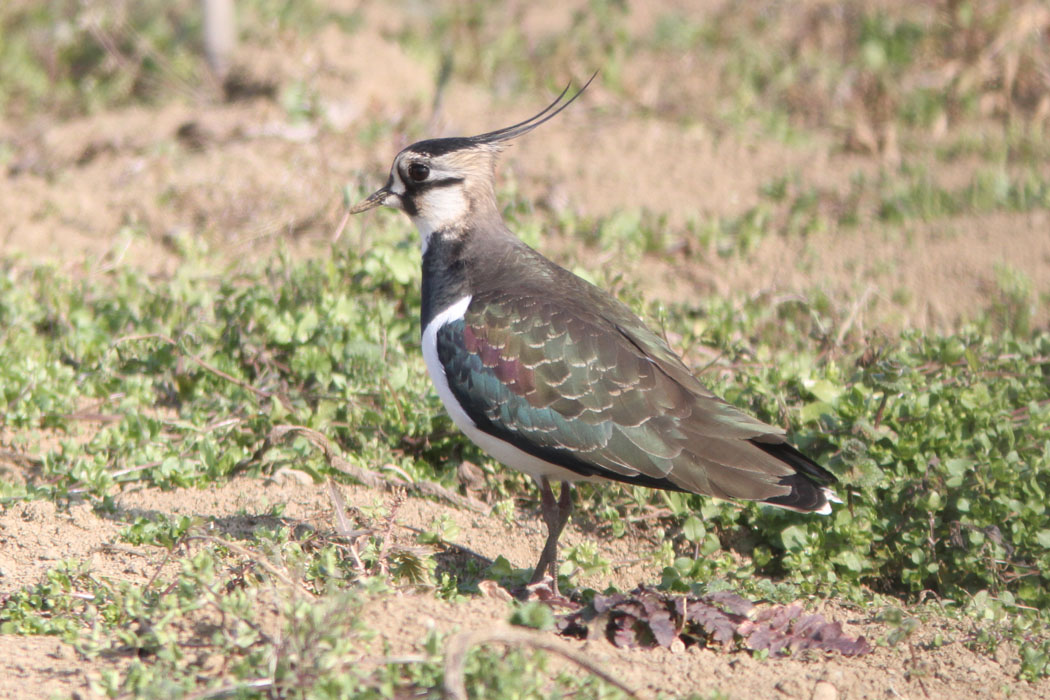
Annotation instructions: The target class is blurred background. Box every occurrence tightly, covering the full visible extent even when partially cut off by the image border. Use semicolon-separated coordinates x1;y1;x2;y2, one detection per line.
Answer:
1;5;1049;696
0;0;1048;331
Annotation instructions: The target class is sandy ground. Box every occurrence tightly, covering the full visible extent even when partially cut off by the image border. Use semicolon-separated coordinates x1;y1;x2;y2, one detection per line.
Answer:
0;476;1045;699
1;1;1049;698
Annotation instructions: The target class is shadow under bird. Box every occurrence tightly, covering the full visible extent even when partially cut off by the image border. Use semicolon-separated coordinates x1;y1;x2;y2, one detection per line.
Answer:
348;76;840;594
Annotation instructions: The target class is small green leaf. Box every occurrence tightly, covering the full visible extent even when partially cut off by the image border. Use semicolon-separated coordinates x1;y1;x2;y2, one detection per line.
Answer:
780;525;809;551
510;601;554;631
1036;530;1050;549
682;516;706;543
802;377;843;403
800;400;832;423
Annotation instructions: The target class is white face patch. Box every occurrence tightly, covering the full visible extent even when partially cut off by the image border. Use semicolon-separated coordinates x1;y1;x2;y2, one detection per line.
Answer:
388;169;406;195
386;154;471;254
412;185;468;255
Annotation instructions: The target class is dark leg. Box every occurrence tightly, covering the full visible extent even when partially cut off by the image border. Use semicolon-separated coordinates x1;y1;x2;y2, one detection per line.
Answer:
529;478;573;594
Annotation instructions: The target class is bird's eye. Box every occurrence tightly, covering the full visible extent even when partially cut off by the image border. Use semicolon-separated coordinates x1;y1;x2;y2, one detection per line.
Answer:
407;162;430;182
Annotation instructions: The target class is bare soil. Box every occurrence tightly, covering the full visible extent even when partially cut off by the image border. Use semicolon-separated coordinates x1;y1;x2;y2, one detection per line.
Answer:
0;476;1045;699
2;1;1049;698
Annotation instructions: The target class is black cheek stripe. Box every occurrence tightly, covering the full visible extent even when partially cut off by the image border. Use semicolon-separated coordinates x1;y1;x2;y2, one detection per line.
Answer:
400;177;465;217
418;177;465;190
400;193;418;217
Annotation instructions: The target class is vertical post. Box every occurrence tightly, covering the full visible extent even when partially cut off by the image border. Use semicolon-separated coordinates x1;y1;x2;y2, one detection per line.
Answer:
201;0;236;82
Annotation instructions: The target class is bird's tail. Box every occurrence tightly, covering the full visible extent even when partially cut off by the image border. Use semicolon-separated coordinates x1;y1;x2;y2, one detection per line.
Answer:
751;440;840;514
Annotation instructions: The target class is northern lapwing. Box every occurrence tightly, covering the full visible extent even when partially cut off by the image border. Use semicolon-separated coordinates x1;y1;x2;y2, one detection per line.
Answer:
348;77;840;593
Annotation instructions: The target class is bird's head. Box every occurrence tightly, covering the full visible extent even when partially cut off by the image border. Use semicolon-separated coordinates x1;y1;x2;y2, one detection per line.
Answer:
348;74;595;250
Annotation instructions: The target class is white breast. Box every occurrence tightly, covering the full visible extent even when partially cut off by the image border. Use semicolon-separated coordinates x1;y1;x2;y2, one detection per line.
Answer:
420;295;594;484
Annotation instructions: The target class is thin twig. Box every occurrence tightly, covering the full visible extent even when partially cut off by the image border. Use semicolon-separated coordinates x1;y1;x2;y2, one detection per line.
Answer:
189;535;315;599
330;207;351;244
381;462;414;482
355;655;428;665
114;333;279;403
326;477;355;538
873;392;890;430
86;13;201;103
835;285;876;347
97;543;152;558
0;449;43;469
144;548;175;593
110;461;163;479
395;523;492;565
326;477;366;571
59;411;123;423
270;424;489;514
186;677;274;700
443;627;645;700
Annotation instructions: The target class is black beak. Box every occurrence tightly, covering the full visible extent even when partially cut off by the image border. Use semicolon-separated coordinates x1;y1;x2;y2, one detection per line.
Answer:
347;186;392;214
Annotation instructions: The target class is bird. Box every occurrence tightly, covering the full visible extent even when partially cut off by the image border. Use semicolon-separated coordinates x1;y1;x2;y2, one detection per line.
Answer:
348;76;840;595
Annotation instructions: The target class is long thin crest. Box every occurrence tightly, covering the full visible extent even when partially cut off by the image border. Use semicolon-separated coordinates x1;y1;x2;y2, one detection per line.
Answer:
468;71;598;146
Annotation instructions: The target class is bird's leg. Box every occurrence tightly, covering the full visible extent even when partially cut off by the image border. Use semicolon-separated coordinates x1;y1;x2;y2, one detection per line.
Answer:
529;478;573;594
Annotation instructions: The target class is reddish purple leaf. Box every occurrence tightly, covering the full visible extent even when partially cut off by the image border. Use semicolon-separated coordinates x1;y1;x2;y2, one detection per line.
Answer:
640;596;677;648
554;586;870;657
702;590;754;617
611;615;640;648
593;593;626;614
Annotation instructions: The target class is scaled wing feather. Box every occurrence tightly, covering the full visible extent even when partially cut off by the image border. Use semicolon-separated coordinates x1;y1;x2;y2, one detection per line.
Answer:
434;290;828;501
